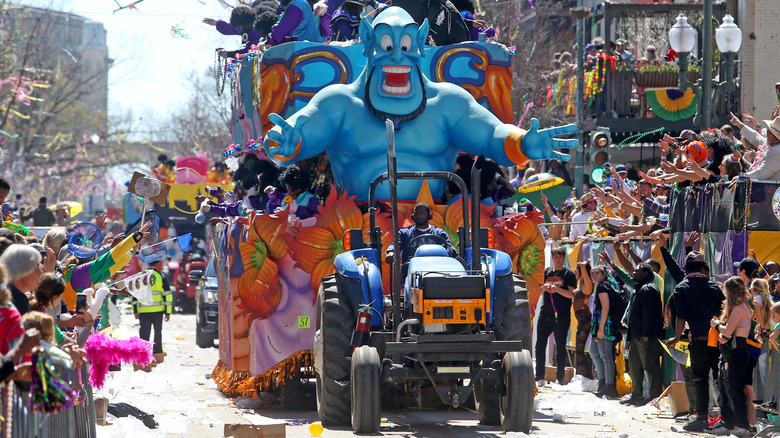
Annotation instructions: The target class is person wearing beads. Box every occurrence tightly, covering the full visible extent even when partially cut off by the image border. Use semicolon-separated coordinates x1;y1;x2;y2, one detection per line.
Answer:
733;257;762;430
264;0;326;47
769;302;780;351
667;251;726;432
621;263;664;407
589;265;620;399
749;279;774;395
329;0;365;42
60;221;152;314
534;247;576;386
572;261;594;380
265;165;320;219
708;277;752;436
203;6;263;58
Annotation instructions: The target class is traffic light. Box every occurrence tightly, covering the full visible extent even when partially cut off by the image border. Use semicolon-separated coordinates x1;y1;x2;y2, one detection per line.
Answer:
589;127;611;166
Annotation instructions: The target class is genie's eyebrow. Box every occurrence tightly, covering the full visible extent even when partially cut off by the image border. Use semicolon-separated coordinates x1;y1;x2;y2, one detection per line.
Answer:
374;24;393;33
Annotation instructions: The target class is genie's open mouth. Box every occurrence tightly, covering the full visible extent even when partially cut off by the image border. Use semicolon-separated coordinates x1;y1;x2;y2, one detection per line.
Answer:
382;66;412;95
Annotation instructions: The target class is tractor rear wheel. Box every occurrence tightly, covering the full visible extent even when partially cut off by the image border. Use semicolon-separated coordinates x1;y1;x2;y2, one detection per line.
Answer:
500;350;534;432
351;346;381;433
495;274;532;349
314;275;354;426
477;274;532;426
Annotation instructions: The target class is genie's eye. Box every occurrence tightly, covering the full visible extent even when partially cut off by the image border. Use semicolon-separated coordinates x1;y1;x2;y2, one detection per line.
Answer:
380;35;393;51
400;35;411;51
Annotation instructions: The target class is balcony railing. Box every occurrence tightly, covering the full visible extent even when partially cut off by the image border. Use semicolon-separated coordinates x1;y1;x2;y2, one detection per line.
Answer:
542;59;739;135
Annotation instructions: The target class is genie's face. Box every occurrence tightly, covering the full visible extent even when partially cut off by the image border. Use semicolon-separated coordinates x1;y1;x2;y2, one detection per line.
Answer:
359;7;429;115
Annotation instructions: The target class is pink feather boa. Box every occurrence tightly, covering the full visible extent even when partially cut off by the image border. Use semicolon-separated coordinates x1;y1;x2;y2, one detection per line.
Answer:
84;332;154;389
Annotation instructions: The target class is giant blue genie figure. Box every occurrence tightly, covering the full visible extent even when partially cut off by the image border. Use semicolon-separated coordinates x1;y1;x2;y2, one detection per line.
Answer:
264;7;577;201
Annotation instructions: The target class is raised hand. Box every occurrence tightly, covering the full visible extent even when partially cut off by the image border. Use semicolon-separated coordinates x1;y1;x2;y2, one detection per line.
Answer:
520;119;578;162
473;19;489;30
685;231;700;249
313;0;328;16
111;233;126;248
202;18;217;26
598;250;611;266
265;113;309;159
659;138;670;153
95;212;107;230
729;112;743;129
43;246;57;273
743;111;758;127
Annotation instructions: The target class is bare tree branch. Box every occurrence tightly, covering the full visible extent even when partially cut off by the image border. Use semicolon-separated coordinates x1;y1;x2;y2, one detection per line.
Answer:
112;0;148;14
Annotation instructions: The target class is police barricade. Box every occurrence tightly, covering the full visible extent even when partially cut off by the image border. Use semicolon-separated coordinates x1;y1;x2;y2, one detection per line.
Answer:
0;361;95;438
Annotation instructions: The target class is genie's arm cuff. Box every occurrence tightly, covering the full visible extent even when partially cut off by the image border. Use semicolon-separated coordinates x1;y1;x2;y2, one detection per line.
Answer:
503;129;530;166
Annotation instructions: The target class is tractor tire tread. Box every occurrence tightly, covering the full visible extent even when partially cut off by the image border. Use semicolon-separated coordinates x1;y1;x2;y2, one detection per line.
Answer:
315;275;354;426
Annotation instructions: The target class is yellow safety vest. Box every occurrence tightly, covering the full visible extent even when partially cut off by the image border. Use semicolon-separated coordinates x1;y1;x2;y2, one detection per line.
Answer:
132;270;173;314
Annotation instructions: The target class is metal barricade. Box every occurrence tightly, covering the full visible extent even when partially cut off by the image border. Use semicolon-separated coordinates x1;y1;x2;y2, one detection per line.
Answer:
0;361;96;438
72;362;97;438
759;348;780;410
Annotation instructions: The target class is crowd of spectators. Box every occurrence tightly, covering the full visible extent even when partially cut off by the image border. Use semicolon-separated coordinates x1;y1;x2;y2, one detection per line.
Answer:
0;176;162;421
530;103;780;436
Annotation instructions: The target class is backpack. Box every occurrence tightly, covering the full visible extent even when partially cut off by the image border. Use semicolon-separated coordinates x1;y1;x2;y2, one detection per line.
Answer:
608;284;630;324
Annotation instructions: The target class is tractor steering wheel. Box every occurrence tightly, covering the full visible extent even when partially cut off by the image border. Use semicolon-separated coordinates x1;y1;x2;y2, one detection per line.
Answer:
407;234;447;258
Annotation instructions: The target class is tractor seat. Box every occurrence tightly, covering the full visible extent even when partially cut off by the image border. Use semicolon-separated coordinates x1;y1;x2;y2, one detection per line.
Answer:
414;244;449;258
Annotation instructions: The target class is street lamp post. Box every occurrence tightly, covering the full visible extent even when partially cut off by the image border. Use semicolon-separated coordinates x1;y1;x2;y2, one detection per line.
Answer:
713;14;742;119
573;0;585;198
668;9;742;131
668;14;697;93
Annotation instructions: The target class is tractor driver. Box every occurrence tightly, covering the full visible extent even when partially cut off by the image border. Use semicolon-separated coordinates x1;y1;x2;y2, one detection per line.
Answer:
384;203;456;268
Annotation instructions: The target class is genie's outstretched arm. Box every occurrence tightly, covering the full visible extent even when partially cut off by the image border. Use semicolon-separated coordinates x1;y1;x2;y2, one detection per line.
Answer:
263;88;346;167
448;86;577;166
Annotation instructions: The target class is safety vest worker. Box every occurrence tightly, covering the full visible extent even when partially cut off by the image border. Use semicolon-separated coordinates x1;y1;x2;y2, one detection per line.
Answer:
132;269;173;356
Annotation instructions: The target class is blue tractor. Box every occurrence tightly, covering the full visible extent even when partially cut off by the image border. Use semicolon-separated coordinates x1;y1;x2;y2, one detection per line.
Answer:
313;127;534;434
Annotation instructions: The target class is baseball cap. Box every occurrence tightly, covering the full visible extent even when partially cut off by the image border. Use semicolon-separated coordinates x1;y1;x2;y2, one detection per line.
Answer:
614;164;627;174
675;129;699;143
580;193;596;204
734;258;761;274
686;251;705;262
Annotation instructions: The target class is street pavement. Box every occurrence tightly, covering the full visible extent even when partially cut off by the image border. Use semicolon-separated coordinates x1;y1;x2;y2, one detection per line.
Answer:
95;306;703;437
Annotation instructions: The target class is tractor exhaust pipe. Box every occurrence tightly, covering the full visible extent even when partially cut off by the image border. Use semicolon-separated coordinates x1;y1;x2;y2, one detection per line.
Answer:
470;157;482;272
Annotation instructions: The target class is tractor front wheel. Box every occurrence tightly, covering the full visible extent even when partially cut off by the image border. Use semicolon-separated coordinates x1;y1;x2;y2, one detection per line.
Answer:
351;346;381;433
500;350;534;432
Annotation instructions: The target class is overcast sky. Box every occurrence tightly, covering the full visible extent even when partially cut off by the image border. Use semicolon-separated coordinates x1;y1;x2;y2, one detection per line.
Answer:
20;0;239;130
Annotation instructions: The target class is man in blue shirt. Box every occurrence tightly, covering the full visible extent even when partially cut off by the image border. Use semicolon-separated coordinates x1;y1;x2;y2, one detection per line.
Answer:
384;203;455;266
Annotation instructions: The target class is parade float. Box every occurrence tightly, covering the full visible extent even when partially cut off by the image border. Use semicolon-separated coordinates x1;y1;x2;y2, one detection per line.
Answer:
207;10;564;398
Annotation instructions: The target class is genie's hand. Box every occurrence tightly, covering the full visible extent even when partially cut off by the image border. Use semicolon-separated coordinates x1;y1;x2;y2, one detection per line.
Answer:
519;119;578;161
265;113;309;159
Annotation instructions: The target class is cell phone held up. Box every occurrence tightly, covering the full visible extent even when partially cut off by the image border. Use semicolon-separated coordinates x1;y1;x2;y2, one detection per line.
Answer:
75;293;88;313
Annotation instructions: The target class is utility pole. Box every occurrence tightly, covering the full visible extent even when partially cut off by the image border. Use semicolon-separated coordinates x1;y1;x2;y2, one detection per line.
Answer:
574;0;585;197
701;0;712;130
